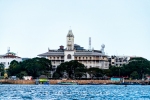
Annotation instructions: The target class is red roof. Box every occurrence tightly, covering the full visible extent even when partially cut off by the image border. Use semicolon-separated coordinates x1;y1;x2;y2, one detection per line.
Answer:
2;55;21;58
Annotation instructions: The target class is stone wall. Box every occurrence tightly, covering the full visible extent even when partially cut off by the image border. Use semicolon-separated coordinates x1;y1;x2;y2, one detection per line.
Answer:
0;79;35;84
0;79;148;84
50;80;118;84
50;79;149;84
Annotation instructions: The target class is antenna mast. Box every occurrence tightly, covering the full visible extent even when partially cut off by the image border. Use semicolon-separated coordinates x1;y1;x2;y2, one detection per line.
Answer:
89;37;91;51
7;47;10;53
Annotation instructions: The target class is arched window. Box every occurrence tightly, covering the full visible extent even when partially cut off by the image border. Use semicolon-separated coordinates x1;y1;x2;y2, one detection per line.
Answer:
67;54;71;59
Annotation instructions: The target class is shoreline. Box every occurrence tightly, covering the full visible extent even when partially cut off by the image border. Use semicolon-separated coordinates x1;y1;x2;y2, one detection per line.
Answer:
0;79;149;85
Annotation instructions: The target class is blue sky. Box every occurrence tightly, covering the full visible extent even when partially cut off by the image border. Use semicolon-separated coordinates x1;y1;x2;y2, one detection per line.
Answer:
0;0;150;60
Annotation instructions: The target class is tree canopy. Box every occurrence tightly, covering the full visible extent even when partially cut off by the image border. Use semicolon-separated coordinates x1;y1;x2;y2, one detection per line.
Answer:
0;63;5;77
123;57;150;79
109;57;150;79
7;57;52;79
6;57;150;80
53;60;87;79
87;67;103;78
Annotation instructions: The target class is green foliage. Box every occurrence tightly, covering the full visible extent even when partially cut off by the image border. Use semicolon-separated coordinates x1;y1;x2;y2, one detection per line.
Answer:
87;67;103;78
54;60;87;79
53;72;60;79
124;57;150;79
108;57;150;79
130;71;139;79
0;63;5;76
102;69;112;77
7;58;52;79
7;60;20;76
16;71;28;79
6;56;150;80
109;66;120;76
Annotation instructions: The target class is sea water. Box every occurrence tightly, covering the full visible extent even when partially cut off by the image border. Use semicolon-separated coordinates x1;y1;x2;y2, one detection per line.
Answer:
0;85;150;100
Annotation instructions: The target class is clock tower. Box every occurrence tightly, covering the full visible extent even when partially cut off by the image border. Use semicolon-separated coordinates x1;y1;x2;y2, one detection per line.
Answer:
66;29;74;50
64;29;75;62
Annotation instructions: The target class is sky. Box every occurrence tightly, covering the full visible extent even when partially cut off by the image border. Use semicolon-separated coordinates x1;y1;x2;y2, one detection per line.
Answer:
0;0;150;60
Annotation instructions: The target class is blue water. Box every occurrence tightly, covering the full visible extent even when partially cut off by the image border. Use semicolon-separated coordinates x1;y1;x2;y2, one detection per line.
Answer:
0;85;150;100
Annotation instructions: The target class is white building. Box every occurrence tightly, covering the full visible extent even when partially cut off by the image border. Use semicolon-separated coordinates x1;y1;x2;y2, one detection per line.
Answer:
38;30;109;70
23;76;32;80
0;48;22;69
108;55;130;67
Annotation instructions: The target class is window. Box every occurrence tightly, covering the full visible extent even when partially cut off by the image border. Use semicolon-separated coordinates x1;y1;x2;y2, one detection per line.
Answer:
67;54;71;59
61;56;64;59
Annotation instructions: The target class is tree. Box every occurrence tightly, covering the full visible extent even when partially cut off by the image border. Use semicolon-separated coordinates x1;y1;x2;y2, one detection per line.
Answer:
130;71;139;79
109;66;120;77
7;58;52;79
38;57;52;77
53;60;87;79
124;57;150;79
24;59;43;78
53;72;60;79
0;63;5;77
102;69;112;77
16;71;28;79
7;60;21;76
87;67;103;79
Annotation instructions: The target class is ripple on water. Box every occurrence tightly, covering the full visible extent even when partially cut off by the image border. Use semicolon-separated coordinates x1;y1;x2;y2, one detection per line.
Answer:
0;85;150;99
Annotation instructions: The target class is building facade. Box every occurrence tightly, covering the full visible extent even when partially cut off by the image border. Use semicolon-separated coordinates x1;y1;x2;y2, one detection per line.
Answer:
38;30;109;70
0;48;22;69
108;55;130;67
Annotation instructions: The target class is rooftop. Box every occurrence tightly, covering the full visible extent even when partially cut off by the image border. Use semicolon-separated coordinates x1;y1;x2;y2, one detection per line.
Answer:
67;30;74;37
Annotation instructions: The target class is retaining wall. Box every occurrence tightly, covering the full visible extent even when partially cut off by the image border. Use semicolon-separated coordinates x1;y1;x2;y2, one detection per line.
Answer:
0;79;148;84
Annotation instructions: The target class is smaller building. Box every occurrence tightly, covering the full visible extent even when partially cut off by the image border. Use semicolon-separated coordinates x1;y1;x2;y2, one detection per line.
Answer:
23;76;32;80
110;77;122;82
146;76;150;81
0;48;22;69
108;55;130;67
